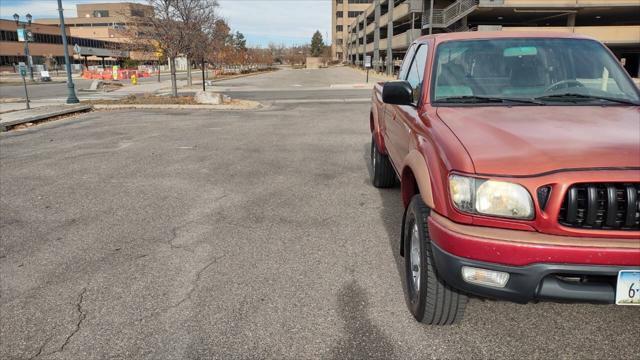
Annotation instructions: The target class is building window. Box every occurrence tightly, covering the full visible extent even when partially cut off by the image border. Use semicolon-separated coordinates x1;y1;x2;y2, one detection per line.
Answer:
337;52;343;59
0;30;19;42
348;11;363;17
93;10;109;18
336;11;343;18
336;25;343;32
131;9;145;17
337;0;343;3
337;39;343;45
348;0;373;3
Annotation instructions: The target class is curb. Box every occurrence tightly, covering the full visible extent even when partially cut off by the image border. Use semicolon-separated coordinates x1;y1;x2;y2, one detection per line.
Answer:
155;69;278;93
92;102;262;111
0;104;93;132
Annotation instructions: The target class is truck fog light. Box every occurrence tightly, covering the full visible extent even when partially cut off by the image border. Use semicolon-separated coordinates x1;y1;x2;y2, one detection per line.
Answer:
461;266;509;288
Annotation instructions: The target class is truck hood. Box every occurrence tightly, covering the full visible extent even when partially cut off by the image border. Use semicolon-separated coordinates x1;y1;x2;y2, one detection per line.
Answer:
436;106;640;176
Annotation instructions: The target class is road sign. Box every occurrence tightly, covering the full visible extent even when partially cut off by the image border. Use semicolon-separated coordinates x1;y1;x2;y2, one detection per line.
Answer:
364;55;372;69
17;28;34;42
18;62;27;78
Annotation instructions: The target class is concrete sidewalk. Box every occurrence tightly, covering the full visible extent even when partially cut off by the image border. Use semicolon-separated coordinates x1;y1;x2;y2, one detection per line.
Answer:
0;78;183;113
0;104;92;131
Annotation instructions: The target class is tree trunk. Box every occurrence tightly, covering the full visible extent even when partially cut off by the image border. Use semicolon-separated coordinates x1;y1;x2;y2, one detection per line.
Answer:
170;56;178;97
187;56;192;87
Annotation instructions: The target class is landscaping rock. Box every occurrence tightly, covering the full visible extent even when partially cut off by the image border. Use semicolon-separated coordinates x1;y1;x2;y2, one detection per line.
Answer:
89;80;103;91
194;91;223;105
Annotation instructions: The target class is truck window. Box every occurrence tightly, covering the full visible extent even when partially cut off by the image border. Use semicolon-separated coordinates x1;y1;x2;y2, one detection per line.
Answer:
432;38;639;103
398;44;416;80
405;45;428;104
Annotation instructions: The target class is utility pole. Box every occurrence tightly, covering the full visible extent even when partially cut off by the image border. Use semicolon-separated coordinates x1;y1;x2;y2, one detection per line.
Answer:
57;0;80;104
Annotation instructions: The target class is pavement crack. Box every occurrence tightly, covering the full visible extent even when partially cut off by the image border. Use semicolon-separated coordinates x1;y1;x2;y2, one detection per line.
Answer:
167;225;194;253
172;255;222;308
47;287;87;356
27;334;52;360
135;255;224;323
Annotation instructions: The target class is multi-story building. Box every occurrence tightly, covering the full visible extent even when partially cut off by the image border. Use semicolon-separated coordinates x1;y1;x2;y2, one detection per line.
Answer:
35;2;155;62
332;0;375;62
0;19;128;72
347;0;640;77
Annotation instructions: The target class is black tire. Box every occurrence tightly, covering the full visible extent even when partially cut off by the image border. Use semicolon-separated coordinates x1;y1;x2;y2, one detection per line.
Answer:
370;136;396;188
403;195;467;325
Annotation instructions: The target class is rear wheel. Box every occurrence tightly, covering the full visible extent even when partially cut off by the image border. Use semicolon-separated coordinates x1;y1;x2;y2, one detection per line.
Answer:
403;195;468;325
370;136;396;188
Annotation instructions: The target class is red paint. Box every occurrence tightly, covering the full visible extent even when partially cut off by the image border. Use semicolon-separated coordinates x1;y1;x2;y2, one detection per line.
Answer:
428;217;640;267
371;31;640;268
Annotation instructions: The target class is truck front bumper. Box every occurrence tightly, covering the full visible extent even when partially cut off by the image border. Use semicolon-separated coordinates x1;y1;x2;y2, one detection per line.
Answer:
427;213;640;304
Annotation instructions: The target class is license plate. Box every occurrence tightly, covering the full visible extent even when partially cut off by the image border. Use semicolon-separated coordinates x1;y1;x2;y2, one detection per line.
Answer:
615;270;640;305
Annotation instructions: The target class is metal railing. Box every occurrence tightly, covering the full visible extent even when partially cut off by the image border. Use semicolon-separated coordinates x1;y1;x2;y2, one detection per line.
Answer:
427;0;478;28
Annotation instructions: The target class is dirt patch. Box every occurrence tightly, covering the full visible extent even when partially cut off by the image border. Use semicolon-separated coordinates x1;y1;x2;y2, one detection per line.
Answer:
86;94;199;105
5;109;93;132
101;82;124;92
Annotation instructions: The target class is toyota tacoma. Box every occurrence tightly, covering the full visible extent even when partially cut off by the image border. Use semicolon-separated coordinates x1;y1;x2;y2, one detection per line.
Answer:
369;31;640;325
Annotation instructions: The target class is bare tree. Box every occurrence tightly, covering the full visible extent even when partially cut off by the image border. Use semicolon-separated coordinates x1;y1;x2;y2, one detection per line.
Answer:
131;0;219;96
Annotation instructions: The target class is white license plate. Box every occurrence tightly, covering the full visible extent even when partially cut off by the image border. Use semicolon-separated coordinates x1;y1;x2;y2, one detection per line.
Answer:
615;270;640;305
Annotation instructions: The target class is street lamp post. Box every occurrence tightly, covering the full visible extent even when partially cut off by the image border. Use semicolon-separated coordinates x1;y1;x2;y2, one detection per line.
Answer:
429;0;435;35
57;0;79;104
13;13;34;81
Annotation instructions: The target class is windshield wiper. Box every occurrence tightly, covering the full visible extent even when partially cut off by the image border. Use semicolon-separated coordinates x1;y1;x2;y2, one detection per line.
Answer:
437;95;544;105
535;93;639;106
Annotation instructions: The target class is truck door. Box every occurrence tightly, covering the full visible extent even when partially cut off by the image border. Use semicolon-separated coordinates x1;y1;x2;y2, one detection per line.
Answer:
382;44;416;167
387;44;428;168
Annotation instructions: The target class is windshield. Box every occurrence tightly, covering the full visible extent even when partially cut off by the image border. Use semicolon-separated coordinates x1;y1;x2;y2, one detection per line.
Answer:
432;38;640;105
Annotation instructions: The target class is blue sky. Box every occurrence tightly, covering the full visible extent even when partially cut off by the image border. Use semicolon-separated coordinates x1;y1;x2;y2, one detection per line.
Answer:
0;0;331;46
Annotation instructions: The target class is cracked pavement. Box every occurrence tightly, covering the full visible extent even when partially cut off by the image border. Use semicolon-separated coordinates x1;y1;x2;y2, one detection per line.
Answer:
1;68;639;359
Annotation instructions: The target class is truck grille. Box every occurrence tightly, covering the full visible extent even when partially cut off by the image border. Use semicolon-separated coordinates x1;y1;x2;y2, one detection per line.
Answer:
558;183;640;230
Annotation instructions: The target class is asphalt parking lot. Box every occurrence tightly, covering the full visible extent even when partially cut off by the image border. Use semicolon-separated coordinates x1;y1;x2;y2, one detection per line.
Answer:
1;68;638;359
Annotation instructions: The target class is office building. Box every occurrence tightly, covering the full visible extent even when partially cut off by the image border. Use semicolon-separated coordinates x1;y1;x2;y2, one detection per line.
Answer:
35;2;155;62
332;0;375;61
0;19;128;72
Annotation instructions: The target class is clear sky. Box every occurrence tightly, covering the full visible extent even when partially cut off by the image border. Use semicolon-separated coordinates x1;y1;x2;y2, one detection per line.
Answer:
0;0;331;47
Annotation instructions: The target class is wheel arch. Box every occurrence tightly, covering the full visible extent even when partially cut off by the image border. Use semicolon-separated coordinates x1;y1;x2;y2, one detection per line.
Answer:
401;151;435;209
400;151;436;257
370;106;387;154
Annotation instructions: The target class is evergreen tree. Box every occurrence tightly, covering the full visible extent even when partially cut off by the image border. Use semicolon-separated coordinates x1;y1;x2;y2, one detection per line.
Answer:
234;31;247;51
310;30;324;57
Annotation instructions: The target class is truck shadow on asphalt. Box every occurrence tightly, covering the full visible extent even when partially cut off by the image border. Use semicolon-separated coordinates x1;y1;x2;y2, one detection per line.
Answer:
325;143;402;360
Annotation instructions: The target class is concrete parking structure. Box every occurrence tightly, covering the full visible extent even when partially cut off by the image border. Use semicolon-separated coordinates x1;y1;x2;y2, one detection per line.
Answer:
341;0;640;77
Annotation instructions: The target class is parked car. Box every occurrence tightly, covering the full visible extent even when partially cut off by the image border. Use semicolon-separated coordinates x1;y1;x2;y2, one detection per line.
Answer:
369;31;640;325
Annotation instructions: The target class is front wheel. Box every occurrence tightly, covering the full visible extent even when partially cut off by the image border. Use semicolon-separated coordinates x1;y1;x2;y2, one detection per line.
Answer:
403;195;468;325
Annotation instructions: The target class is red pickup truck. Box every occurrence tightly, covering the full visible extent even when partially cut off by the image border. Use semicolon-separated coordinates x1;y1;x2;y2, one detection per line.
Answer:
369;31;640;325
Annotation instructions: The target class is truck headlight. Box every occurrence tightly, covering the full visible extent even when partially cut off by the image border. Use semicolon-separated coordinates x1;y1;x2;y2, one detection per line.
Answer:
449;174;534;220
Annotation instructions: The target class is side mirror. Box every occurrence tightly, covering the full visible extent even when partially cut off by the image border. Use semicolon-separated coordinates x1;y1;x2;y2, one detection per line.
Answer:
382;80;413;105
